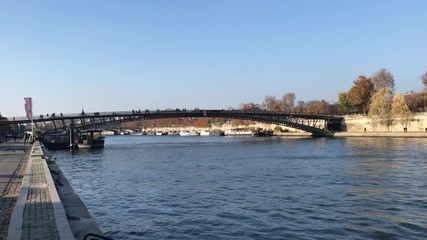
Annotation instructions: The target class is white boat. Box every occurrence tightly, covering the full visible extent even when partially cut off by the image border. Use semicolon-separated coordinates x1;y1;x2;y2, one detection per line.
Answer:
189;131;200;136
200;130;210;136
224;129;254;136
199;130;225;136
179;130;191;136
180;130;200;136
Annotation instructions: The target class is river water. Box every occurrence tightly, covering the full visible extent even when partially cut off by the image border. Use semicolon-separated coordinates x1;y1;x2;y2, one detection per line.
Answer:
52;136;427;240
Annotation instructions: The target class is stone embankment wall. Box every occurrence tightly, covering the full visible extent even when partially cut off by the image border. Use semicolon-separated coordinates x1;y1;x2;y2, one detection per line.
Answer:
44;147;106;240
143;122;306;133
343;113;427;132
136;112;427;135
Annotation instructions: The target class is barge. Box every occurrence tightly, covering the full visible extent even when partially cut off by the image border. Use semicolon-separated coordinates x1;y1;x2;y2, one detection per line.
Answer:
41;130;105;150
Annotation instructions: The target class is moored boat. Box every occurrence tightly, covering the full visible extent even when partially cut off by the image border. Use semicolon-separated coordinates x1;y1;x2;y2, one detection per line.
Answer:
179;130;191;136
254;130;275;137
200;130;210;136
41;133;70;150
200;129;225;136
168;131;180;136
189;130;200;136
210;129;225;136
77;130;105;149
155;131;168;136
224;129;254;136
180;130;200;136
41;130;105;150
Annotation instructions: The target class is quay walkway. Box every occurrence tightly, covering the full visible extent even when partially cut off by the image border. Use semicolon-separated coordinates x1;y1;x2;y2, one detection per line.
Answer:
1;140;109;240
6;141;74;240
0;141;29;240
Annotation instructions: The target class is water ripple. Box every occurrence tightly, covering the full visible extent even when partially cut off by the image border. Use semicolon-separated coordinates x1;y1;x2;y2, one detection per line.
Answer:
53;136;427;240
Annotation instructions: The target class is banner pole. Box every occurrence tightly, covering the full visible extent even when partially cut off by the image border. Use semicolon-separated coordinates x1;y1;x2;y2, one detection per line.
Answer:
31;99;34;137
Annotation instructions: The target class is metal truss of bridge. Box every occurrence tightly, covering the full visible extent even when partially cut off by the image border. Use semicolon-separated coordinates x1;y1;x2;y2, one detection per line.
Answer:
1;109;344;136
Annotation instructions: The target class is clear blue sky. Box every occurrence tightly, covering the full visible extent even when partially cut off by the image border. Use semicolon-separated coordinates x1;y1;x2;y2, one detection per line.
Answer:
1;0;426;117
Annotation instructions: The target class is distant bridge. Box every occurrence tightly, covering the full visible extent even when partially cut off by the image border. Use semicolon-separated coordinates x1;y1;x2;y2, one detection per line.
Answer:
0;109;344;136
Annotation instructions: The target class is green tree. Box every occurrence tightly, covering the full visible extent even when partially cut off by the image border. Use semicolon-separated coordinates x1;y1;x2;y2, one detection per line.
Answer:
347;75;374;115
391;94;412;128
368;87;392;131
33;129;42;139
338;92;356;114
371;68;395;92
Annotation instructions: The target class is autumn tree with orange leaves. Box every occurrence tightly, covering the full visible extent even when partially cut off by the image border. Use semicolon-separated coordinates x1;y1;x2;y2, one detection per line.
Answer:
347;76;374;115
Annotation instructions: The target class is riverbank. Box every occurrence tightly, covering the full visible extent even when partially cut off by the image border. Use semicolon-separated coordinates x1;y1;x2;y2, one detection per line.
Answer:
118;130;427;138
1;140;108;240
134;112;427;138
0;141;29;240
343;112;427;132
7;141;75;240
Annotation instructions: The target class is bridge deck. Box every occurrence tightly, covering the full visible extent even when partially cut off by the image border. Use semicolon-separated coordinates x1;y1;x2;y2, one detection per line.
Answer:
0;110;344;136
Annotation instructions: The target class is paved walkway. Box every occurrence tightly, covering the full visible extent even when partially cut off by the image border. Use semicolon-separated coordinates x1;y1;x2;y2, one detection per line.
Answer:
6;142;75;240
0;141;29;240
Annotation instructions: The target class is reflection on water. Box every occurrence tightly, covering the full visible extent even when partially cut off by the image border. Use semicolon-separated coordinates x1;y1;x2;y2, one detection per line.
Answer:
52;136;427;240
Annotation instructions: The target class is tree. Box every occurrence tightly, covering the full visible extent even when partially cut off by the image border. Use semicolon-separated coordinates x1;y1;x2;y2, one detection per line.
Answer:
338;92;356;114
368;87;392;131
281;92;296;112
240;102;262;112
404;91;418;112
305;100;329;114
421;71;427;90
262;95;283;111
347;76;374;114
371;68;395;92
33;129;42;139
330;102;346;115
294;101;306;113
391;94;412;127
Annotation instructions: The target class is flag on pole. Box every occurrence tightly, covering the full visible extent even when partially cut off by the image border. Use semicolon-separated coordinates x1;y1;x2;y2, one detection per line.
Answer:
24;97;32;121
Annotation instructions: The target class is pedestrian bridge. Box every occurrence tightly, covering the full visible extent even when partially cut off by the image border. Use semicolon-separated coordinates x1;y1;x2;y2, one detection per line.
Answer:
1;109;344;136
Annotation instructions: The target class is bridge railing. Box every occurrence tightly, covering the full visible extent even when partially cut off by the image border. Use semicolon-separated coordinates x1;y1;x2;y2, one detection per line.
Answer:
1;109;343;124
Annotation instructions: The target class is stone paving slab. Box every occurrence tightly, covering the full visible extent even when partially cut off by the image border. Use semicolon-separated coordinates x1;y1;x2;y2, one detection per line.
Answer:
0;141;29;240
7;142;75;240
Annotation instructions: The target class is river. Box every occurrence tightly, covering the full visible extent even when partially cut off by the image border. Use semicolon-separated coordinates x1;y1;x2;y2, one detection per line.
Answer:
51;136;427;240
